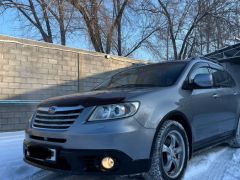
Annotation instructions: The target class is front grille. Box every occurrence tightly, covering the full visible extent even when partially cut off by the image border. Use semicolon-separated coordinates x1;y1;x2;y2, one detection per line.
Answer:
32;106;83;130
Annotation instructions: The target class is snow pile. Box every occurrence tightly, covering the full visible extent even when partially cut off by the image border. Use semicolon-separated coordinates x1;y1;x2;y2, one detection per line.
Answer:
223;149;240;180
183;147;228;180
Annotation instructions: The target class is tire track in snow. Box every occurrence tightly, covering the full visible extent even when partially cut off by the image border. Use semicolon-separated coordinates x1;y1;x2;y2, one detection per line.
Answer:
222;149;240;180
183;147;234;180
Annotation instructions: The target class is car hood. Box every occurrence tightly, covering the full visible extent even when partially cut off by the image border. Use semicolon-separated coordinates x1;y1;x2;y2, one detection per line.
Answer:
38;88;157;107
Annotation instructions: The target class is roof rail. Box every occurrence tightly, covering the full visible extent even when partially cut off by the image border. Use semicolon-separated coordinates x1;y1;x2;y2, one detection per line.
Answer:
190;56;223;66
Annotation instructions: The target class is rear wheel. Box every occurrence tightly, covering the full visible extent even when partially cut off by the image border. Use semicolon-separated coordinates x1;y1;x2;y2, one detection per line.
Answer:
230;117;240;148
145;120;189;180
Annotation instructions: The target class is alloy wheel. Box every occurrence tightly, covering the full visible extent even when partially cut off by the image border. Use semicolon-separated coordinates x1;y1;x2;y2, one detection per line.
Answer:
161;130;186;179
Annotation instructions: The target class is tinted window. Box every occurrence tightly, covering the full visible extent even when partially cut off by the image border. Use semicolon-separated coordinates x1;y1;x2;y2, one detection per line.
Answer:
96;62;187;89
210;68;235;88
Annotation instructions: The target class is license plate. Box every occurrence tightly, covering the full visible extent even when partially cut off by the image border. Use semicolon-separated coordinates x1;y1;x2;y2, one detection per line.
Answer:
26;146;57;162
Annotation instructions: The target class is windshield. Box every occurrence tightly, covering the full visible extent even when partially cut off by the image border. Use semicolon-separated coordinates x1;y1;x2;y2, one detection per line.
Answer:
96;62;187;90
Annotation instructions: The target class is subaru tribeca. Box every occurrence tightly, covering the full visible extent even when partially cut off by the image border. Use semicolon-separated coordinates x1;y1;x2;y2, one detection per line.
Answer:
24;57;240;180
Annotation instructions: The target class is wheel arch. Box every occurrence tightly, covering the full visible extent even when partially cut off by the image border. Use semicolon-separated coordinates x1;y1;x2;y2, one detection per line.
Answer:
150;110;193;159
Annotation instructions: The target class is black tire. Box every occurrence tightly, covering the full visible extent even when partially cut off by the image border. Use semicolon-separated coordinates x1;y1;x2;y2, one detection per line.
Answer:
145;120;189;180
230;117;240;148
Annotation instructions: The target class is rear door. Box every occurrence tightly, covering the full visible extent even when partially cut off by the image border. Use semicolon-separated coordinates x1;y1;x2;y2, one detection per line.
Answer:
208;67;238;134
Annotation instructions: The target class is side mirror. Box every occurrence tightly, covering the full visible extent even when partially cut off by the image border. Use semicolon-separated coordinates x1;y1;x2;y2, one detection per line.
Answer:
192;74;213;89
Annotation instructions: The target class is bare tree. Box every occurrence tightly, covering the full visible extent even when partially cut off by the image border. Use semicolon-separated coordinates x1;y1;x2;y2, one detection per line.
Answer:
1;0;240;60
68;0;129;54
47;0;77;45
195;0;240;54
139;0;240;60
157;0;231;60
68;0;158;57
1;0;75;45
2;0;53;43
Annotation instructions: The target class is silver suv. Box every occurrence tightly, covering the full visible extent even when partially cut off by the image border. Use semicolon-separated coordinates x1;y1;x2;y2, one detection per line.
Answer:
24;57;240;180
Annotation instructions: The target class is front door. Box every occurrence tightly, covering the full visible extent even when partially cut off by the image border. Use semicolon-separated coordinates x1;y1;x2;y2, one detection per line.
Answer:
183;64;224;142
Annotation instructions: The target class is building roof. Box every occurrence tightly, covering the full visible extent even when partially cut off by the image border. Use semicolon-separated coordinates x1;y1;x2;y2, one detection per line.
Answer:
205;43;240;63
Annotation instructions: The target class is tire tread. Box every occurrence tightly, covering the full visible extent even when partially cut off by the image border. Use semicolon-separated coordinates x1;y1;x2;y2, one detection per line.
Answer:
145;120;189;180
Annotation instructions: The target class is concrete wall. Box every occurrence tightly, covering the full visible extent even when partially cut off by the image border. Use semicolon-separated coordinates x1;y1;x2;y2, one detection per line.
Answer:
0;35;146;132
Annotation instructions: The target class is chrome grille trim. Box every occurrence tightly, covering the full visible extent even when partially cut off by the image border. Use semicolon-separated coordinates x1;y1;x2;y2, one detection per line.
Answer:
37;105;83;112
36;113;80;117
32;105;84;130
35;118;75;122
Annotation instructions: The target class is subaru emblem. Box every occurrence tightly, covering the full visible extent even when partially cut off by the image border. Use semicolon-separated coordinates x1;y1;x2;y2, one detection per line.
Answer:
48;106;56;114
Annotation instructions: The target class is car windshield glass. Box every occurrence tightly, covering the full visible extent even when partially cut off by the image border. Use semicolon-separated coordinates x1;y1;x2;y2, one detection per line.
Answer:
96;62;187;90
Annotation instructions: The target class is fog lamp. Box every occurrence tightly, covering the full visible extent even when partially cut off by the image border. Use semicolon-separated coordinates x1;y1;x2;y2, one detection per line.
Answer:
101;157;115;169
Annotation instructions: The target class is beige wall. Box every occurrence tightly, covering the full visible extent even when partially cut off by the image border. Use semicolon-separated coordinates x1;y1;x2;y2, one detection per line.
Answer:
0;35;146;131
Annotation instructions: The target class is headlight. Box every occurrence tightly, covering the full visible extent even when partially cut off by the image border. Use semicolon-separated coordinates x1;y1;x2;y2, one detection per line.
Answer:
89;102;140;121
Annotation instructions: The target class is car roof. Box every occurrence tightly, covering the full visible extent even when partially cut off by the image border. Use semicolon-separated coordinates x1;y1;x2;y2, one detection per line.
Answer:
138;57;223;69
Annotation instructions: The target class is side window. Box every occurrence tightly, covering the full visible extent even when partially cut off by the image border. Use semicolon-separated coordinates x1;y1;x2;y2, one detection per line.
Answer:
226;72;236;87
209;68;236;88
189;67;210;83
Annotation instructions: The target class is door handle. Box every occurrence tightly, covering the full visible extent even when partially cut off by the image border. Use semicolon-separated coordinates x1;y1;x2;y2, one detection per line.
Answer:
212;94;220;98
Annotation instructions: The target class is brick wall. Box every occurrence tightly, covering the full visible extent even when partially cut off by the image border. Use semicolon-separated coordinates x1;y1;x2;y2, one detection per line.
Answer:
0;35;146;132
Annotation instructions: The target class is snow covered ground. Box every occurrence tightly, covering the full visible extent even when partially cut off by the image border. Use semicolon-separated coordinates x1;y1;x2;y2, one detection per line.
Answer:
1;131;240;180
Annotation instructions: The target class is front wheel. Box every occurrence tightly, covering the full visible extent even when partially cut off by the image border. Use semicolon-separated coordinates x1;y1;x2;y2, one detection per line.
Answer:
145;120;189;180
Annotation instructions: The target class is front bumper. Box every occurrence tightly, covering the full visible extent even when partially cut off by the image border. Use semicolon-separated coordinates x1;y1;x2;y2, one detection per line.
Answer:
25;108;155;175
26;113;155;160
23;141;150;175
